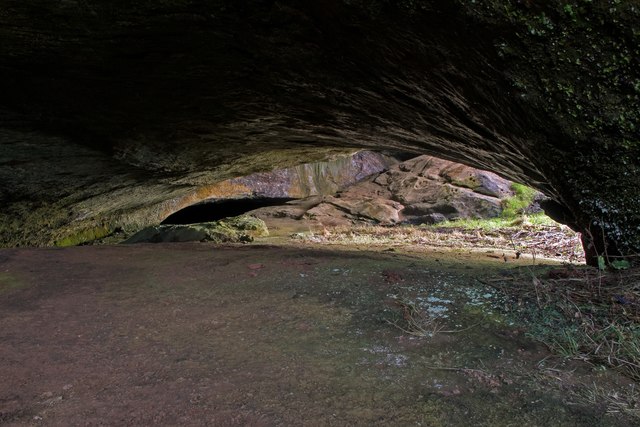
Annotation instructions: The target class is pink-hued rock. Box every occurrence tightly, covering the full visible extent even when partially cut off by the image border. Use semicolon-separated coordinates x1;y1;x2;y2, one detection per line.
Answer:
229;151;396;199
248;155;517;227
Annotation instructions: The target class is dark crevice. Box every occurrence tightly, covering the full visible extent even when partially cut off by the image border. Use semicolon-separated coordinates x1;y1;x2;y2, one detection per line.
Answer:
161;197;295;225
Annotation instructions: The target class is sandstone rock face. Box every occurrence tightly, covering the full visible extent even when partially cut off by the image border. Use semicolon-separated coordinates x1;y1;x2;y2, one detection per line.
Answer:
384;156;513;223
309;196;404;225
0;145;390;247
250;155;515;227
228;151;395;199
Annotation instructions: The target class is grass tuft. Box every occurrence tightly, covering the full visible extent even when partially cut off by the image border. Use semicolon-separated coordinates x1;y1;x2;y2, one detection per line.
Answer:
576;382;640;420
385;298;445;337
492;266;640;382
435;213;557;231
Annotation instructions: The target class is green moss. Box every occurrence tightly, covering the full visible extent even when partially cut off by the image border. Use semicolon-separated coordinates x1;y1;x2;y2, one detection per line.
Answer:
501;183;538;218
54;225;112;247
430;213;556;231
0;272;27;295
462;304;506;325
124;215;268;244
224;215;269;236
460;0;640;144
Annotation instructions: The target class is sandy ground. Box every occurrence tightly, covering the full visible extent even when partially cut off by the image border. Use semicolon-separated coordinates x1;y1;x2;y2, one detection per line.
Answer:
0;242;635;426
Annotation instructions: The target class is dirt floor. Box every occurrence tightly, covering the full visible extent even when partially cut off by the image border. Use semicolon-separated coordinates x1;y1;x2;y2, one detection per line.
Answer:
0;241;637;426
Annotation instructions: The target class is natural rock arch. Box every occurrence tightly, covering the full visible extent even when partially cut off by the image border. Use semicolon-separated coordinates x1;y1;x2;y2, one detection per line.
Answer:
0;1;638;265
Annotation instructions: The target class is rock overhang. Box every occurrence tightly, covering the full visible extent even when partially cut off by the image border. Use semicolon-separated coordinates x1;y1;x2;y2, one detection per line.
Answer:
0;1;638;265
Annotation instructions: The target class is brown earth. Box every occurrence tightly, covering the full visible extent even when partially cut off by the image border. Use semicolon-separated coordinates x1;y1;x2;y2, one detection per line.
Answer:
0;242;636;426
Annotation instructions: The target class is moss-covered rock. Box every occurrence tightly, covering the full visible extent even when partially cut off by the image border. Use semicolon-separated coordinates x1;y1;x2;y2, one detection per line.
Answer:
55;226;113;247
123;216;268;244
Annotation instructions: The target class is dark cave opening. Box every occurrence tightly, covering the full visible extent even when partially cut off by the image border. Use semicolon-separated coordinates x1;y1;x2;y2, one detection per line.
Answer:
161;197;295;225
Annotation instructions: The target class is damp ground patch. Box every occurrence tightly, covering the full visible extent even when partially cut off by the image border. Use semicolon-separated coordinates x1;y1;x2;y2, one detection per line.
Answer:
0;243;636;425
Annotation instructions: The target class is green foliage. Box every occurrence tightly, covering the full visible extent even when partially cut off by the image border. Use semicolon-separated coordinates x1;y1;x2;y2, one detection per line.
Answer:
611;259;631;270
598;257;631;271
500;183;538;218
460;0;640;143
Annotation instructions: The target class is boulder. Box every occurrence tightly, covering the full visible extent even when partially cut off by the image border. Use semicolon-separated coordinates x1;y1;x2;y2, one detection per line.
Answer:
382;156;513;223
438;162;513;198
124;216;268;244
319;196;404;224
386;156;513;204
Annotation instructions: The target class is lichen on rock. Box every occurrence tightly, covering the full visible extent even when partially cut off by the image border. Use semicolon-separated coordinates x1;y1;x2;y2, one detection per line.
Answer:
123;216;268;244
